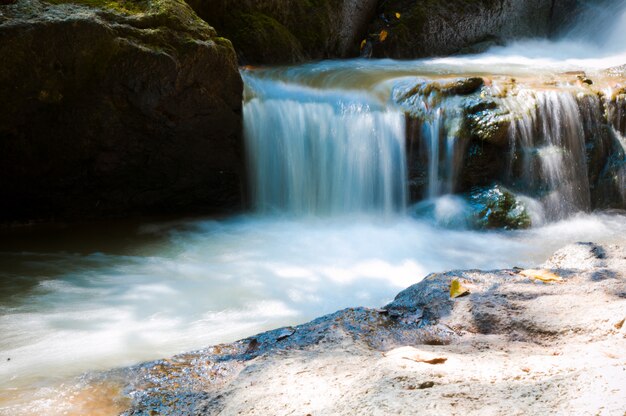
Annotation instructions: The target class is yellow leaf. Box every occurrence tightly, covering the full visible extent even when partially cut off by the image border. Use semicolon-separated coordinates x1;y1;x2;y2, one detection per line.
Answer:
395;12;401;19
360;39;367;50
520;269;563;283
379;30;388;42
450;278;470;299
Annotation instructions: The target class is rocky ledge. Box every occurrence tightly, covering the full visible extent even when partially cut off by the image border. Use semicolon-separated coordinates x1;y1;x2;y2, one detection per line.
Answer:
42;241;626;415
0;0;243;222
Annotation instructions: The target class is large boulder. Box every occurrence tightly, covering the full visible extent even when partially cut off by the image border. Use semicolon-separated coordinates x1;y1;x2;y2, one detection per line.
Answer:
363;0;593;59
0;0;243;222
185;0;379;64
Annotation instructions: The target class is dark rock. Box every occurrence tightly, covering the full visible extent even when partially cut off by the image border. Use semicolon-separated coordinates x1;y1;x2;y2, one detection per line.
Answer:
367;0;555;59
0;0;244;222
185;0;379;64
469;185;532;229
463;95;511;147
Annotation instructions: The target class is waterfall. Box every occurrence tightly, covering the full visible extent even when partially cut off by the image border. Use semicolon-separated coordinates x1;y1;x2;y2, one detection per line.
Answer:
243;63;626;223
394;80;467;200
506;90;591;219
243;75;407;216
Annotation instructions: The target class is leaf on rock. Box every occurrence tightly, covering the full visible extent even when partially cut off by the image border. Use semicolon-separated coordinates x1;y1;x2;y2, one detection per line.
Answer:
395;12;401;19
384;346;447;365
520;269;563;283
450;278;470;298
379;30;388;42
360;39;367;50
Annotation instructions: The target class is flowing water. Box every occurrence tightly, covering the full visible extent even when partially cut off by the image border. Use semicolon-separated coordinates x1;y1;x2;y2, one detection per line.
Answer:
3;2;626;413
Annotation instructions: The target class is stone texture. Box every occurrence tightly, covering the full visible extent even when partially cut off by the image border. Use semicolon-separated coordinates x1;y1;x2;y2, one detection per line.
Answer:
0;0;244;222
185;0;379;64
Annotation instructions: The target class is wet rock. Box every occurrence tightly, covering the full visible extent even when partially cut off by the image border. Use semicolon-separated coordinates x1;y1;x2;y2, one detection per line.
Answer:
0;0;243;222
469;185;532;230
367;0;558;59
463;96;511;146
185;0;379;64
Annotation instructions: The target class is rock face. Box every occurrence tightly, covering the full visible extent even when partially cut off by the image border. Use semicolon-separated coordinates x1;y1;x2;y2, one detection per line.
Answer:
0;0;243;222
365;0;583;58
185;0;379;64
366;0;551;58
395;74;626;216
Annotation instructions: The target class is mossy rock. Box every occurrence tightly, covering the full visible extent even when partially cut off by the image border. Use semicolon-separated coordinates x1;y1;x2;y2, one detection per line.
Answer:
0;0;243;222
185;0;378;64
470;185;532;230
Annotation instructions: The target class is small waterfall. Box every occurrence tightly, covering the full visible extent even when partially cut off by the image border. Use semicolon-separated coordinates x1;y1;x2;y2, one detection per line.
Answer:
394;81;467;199
506;90;591;219
243;75;407;216
243;68;625;224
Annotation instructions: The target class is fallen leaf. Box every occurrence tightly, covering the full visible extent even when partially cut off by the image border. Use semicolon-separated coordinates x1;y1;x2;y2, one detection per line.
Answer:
379;30;388;42
450;278;470;298
520;269;563;283
395;12;401;19
384;346;448;365
360;39;367;50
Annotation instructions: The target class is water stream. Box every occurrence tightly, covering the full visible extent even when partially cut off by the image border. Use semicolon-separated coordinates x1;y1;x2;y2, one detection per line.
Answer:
2;2;626;413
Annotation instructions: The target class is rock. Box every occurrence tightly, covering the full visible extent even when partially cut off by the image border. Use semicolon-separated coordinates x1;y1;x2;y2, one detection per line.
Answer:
367;0;556;59
185;0;379;64
605;64;626;77
542;242;607;270
0;0;243;222
469;185;532;230
463;96;511;147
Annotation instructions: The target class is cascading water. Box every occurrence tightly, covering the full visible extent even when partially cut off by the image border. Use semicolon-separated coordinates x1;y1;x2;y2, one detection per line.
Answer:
506;90;592;219
4;2;626;413
243;75;407;216
393;80;468;199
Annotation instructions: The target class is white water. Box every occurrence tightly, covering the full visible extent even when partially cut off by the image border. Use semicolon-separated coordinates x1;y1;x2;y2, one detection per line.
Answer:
506;90;592;219
243;77;407;215
436;0;626;70
2;1;626;412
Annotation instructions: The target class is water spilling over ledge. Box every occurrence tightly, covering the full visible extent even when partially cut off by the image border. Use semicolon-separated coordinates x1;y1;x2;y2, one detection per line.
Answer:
243;66;626;226
243;76;407;216
3;1;626;413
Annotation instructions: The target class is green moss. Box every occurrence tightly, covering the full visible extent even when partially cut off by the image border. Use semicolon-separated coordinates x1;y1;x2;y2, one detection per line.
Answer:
45;0;147;14
471;185;531;230
223;11;302;63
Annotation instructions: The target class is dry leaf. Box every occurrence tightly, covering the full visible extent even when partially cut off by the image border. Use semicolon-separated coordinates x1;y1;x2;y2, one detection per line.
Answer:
379;30;388;42
395;12;401;19
450;278;470;298
360;39;367;50
520;269;563;283
384;346;447;365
